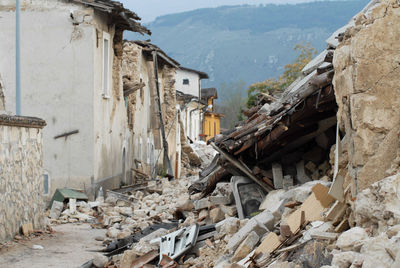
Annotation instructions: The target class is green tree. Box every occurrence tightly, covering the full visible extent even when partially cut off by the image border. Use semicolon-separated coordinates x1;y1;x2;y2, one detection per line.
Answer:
216;81;247;129
246;43;317;108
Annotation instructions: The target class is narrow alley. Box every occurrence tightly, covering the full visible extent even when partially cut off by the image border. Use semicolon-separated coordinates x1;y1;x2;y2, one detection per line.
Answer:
1;0;400;268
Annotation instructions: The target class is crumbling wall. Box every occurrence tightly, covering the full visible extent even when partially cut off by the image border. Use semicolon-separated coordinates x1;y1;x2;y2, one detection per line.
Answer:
161;65;180;177
0;115;46;242
333;0;400;191
0;75;4;110
122;42;141;130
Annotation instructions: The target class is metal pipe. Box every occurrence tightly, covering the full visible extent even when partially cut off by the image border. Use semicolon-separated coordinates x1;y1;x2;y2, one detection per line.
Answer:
16;0;21;115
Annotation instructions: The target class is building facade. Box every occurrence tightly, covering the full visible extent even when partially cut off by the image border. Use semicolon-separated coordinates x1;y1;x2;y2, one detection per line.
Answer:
201;88;223;141
176;67;208;142
0;0;149;198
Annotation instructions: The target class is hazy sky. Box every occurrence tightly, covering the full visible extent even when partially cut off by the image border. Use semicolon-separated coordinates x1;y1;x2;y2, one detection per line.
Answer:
121;0;321;22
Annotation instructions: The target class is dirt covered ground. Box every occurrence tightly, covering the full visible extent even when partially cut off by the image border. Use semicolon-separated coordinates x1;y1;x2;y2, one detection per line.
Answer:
0;223;106;268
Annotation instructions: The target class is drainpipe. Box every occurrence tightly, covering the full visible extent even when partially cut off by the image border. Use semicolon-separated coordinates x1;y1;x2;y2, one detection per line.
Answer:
16;0;21;115
152;50;173;177
198;79;202;141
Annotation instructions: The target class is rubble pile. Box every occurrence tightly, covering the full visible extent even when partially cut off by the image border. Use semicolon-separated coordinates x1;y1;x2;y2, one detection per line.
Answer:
43;1;400;267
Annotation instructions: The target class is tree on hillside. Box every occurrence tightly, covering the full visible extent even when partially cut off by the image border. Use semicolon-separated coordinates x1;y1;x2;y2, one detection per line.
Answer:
215;81;247;129
246;43;317;108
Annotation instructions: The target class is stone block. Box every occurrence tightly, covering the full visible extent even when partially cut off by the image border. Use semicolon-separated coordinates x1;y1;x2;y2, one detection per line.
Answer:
93;253;108;268
282;175;294;190
331;251;362;268
221;205;237;217
49;201;64;219
336;227;368;250
216;217;240;235
296;160;311;184
194;198;211;210
232;231;259;262
227;218;269;253
120;250;137;268
210;196;231;206
210;207;225;223
252;210;275;231
272;162;283;189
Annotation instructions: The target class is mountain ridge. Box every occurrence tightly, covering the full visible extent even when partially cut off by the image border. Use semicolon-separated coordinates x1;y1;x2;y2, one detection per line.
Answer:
125;0;368;95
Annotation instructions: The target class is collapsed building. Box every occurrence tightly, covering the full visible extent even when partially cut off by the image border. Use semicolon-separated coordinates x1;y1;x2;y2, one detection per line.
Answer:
51;1;398;267
2;0;400;267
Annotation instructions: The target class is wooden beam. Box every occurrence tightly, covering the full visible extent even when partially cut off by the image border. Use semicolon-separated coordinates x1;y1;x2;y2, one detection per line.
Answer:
210;142;273;192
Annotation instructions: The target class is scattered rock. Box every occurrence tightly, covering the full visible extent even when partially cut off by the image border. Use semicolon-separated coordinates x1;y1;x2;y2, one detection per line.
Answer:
216;217;240;235
331;251;361;268
336;227;368;251
210;207;225;223
49;201;64;219
232;231;259;262
227;218;269;253
92;253;108;268
32;245;44;250
120;250;137;268
106;227;120;238
360;234;397;267
194;198;211;210
220;205;237;217
354;173;400;233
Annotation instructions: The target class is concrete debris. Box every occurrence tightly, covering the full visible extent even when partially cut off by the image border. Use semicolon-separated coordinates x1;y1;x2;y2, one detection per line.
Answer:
336;227;368;251
354;173;400;233
32;244;44;250
49;200;64;219
92;253;109;268
232;231;259;262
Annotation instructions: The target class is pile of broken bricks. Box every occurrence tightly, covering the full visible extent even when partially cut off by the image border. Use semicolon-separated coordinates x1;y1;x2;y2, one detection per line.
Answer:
43;141;400;267
44;171;400;267
44;175;341;267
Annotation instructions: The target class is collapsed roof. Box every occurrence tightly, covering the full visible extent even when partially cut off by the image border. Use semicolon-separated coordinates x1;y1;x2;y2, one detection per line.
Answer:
131;40;180;68
192;3;378;196
70;0;151;35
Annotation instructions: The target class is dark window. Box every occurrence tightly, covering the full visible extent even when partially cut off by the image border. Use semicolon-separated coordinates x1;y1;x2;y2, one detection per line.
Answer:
183;79;189;85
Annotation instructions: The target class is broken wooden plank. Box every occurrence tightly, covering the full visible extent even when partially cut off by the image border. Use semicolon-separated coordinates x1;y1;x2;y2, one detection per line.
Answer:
275;241;307;253
210;142;273;192
335;218;350;233
310;231;338;240
254;232;281;256
325;200;347;221
286;184;335;233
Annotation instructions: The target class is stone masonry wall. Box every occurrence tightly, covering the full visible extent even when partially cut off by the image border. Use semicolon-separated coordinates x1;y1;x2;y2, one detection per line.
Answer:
162;65;179;177
0;115;46;242
0;75;5;110
333;0;400;191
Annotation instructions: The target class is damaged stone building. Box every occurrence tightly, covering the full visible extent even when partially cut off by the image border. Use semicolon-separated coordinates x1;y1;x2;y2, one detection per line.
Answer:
1;0;400;267
0;0;150;197
176;67;209;143
122;40;182;179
